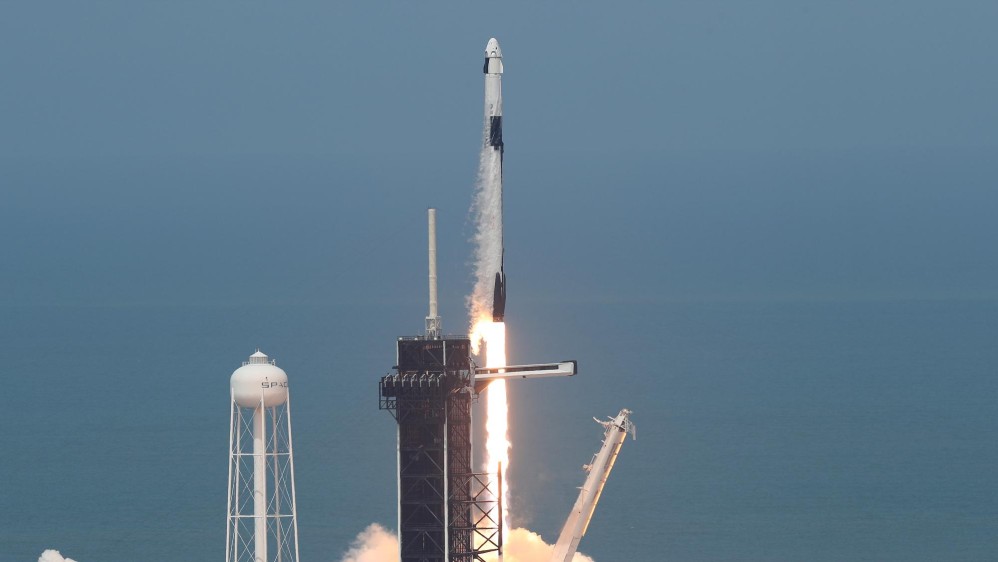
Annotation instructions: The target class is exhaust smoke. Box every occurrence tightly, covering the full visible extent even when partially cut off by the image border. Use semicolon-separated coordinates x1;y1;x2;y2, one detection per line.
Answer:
38;550;78;562
336;527;594;562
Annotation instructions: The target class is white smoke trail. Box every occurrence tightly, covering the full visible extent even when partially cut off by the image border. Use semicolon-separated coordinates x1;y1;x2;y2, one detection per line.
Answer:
468;143;504;336
38;550;77;562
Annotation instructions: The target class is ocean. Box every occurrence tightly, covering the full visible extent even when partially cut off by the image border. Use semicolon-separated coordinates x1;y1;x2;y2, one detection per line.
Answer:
1;299;995;561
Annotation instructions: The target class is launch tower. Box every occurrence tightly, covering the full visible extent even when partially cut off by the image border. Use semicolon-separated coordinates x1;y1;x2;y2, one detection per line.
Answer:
380;336;502;561
380;210;502;562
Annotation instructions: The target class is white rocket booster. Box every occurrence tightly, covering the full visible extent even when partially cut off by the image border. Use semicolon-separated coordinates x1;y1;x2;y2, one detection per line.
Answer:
484;37;507;323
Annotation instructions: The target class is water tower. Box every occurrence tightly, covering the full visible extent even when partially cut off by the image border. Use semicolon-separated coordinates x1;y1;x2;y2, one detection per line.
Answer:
226;350;300;562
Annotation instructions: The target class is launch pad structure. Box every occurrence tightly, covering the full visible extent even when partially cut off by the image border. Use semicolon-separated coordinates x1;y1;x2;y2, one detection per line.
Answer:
378;207;501;562
379;209;576;562
380;336;502;562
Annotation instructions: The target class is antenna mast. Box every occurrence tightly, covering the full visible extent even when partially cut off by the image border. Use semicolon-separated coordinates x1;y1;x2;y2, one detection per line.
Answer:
426;208;442;338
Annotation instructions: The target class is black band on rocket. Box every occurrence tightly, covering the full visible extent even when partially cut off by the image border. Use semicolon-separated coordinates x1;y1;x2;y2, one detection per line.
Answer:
489;116;504;148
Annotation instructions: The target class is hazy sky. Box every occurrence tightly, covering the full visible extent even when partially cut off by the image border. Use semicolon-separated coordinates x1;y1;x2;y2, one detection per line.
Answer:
2;2;996;306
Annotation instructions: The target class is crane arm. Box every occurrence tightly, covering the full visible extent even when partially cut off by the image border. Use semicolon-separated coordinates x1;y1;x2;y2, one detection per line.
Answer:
550;409;635;562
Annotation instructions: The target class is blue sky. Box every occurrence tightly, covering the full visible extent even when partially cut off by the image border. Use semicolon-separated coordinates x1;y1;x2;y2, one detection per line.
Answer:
2;2;996;306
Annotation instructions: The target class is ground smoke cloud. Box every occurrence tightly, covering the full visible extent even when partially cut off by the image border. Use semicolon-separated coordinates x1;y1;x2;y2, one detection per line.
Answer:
38;550;77;562
485;528;595;562
338;524;398;562
338;526;593;562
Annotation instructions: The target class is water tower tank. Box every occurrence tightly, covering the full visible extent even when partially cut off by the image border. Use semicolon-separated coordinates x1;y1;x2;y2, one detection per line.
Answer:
230;350;288;408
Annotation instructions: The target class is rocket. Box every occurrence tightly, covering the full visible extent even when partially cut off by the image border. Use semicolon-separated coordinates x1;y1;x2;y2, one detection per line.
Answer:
485;37;507;323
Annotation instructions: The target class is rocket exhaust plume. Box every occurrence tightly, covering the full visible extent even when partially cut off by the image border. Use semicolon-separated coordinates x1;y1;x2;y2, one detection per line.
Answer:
470;37;511;536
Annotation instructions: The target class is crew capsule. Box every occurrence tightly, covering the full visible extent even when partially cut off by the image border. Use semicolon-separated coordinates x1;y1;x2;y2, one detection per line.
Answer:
484;37;503;75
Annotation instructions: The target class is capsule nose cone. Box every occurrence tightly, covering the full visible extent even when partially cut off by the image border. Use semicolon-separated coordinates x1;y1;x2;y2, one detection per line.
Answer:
485;37;502;58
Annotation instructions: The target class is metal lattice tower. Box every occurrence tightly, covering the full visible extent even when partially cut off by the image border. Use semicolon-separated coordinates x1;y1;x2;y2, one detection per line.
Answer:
377;209;502;561
226;350;301;562
380;337;502;562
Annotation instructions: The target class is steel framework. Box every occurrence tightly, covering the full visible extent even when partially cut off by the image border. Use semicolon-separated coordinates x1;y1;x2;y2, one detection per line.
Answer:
226;398;300;562
380;336;501;562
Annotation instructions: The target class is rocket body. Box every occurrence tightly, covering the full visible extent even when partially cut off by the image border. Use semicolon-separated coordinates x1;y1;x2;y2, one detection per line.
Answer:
484;38;507;323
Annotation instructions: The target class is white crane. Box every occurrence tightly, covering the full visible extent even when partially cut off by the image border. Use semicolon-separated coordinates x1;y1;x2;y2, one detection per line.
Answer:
550;409;636;562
